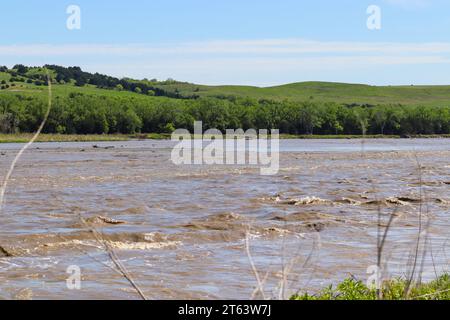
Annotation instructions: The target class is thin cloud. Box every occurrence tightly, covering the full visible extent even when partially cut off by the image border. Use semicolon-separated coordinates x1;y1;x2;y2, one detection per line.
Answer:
2;39;450;86
2;39;450;56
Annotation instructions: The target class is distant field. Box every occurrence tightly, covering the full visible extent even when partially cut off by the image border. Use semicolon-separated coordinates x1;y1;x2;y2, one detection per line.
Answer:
0;79;167;103
0;72;11;82
156;81;450;106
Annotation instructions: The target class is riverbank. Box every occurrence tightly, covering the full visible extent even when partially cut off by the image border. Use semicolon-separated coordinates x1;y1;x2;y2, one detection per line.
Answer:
0;133;158;143
1;133;450;143
280;134;450;139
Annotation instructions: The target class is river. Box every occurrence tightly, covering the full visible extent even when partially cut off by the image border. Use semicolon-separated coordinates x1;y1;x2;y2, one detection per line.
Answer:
0;139;449;299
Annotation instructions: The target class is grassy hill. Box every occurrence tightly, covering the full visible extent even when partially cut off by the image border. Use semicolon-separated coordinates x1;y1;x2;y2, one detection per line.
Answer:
0;72;11;82
155;81;450;107
2;65;450;107
0;71;155;101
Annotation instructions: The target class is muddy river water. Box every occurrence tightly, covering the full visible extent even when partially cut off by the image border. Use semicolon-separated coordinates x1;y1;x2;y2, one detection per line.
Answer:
0;139;449;299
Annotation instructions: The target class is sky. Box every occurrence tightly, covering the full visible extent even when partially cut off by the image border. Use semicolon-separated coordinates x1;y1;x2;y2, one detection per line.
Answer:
1;0;450;86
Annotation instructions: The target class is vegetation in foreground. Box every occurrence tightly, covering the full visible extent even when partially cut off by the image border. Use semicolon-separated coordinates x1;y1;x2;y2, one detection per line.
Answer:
291;274;450;300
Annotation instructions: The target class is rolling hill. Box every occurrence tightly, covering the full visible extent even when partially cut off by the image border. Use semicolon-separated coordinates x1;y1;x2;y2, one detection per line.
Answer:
1;65;450;106
154;81;450;107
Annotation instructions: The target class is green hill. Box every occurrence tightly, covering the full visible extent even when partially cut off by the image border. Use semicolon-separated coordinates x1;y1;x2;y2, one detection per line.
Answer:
156;81;450;107
2;65;450;106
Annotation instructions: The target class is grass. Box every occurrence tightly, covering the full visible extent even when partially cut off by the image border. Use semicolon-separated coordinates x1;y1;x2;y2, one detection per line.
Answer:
0;72;11;82
280;134;400;139
0;78;184;107
2;133;450;143
162;133;450;139
0;82;154;99
279;134;450;139
291;274;450;300
3;76;450;107
0;133;136;143
156;81;450;107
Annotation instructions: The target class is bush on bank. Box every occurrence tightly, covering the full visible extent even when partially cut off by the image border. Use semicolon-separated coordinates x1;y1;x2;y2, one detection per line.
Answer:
291;274;450;300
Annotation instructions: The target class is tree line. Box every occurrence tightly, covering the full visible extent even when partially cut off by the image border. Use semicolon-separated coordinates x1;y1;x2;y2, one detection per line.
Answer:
0;93;449;135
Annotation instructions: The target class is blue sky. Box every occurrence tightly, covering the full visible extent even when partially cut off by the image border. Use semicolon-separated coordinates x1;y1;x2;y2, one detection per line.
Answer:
1;0;450;85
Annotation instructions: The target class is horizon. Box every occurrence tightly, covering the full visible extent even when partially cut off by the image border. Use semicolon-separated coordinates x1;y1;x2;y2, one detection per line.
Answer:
1;1;450;86
4;64;450;88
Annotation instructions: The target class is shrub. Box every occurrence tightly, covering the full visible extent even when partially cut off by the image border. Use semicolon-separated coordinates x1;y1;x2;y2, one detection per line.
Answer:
291;274;450;300
162;122;176;133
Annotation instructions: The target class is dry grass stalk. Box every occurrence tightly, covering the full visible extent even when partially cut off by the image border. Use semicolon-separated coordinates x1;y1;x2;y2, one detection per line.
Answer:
0;73;52;212
78;213;148;300
245;229;267;300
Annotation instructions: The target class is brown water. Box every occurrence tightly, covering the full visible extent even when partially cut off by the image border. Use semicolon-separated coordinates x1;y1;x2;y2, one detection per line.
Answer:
0;139;449;300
